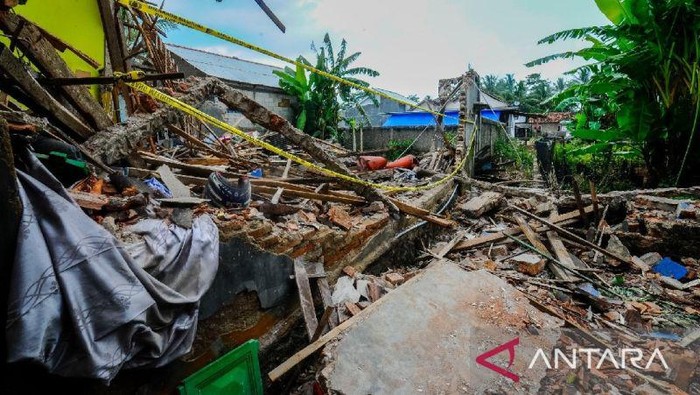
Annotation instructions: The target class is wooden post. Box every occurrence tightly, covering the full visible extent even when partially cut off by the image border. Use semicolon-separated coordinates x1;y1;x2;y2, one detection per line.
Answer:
360;127;363;152
571;178;588;226
352;126;356;152
98;0;133;116
589;180;599;222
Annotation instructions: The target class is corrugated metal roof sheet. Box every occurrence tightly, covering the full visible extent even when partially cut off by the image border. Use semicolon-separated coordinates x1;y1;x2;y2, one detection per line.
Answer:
382;110;460;128
166;44;282;88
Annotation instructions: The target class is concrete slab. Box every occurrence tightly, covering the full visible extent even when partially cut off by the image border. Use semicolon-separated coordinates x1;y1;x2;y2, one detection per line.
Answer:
321;263;563;394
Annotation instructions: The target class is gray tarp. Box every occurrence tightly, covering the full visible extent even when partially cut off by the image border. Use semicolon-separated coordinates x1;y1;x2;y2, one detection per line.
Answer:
7;152;219;382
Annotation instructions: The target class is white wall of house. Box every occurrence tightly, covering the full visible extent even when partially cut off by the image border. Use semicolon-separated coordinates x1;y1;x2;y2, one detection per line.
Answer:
223;89;294;130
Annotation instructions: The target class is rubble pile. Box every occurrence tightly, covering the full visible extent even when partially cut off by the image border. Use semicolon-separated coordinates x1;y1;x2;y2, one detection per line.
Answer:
330;265;418;323
431;188;700;393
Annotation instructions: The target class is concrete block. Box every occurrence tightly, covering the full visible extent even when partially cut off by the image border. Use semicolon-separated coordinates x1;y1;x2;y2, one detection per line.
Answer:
322;264;563;394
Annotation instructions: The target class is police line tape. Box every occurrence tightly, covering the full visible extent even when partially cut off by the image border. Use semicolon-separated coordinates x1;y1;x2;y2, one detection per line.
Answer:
128;81;475;192
115;0;472;125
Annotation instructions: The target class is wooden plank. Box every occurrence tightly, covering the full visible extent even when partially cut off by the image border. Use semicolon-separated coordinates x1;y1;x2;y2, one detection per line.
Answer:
513;214;550;275
254;185;364;205
310;306;333;342
68;191;109;210
545;231;576;281
271;159;291;204
0;44;94;139
344;302;361;316
389;197;456;228
281;158;292;178
460;191;503;217
270;188;284;204
451;205;594;253
98;0;132;117
139;151;240;178
514;214;550;255
0;13;112;130
294;258;318;342
434;230;467;259
510;205;632;267
589;181;599;221
307;261;336;328
571;178;588;226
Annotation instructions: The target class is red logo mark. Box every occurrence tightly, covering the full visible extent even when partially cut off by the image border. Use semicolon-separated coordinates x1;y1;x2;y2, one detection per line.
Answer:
475;337;520;383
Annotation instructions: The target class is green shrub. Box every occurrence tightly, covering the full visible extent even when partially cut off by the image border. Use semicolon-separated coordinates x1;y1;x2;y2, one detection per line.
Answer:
493;137;534;176
552;139;646;192
386;138;414;161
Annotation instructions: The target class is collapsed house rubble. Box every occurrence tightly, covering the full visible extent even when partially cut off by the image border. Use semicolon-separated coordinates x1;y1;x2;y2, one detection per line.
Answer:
1;1;700;394
1;2;465;391
266;186;700;394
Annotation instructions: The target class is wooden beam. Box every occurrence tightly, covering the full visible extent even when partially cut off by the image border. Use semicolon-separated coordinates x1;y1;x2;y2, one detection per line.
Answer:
139;151;239;178
254;185;364;205
451;205;595;253
0;13;112;131
0;44;94;139
514;214;550;255
0;116;20;360
310;306;333;342
98;0;133;117
510;205;632;267
545;231;576;281
165;124;229;159
571;178;588;226
312;263;336;329
388;197;456;228
253;0;286;32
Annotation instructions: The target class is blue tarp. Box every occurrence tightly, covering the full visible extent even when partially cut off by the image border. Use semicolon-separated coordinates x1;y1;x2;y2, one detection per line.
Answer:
382;109;502;128
382;110;460;128
481;109;501;122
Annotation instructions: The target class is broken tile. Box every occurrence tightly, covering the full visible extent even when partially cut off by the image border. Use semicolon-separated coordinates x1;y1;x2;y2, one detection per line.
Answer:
342;265;357;278
385;272;405;285
512;253;546;276
328;206;353;230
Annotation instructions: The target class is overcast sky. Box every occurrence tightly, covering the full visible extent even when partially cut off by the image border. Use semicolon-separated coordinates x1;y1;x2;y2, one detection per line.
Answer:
164;0;610;97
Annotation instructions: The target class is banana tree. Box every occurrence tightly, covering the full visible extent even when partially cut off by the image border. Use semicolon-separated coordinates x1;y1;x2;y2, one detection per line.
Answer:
527;0;700;185
273;60;311;131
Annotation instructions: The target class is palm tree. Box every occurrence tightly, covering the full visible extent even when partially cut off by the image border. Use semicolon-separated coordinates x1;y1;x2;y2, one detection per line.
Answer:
482;75;499;94
499;73;518;103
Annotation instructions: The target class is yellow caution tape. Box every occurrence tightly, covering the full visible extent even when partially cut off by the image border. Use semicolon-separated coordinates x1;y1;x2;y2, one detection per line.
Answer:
128;81;475;192
116;0;472;124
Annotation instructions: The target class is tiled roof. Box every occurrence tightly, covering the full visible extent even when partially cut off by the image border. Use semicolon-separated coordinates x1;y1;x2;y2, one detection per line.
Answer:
529;112;572;124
